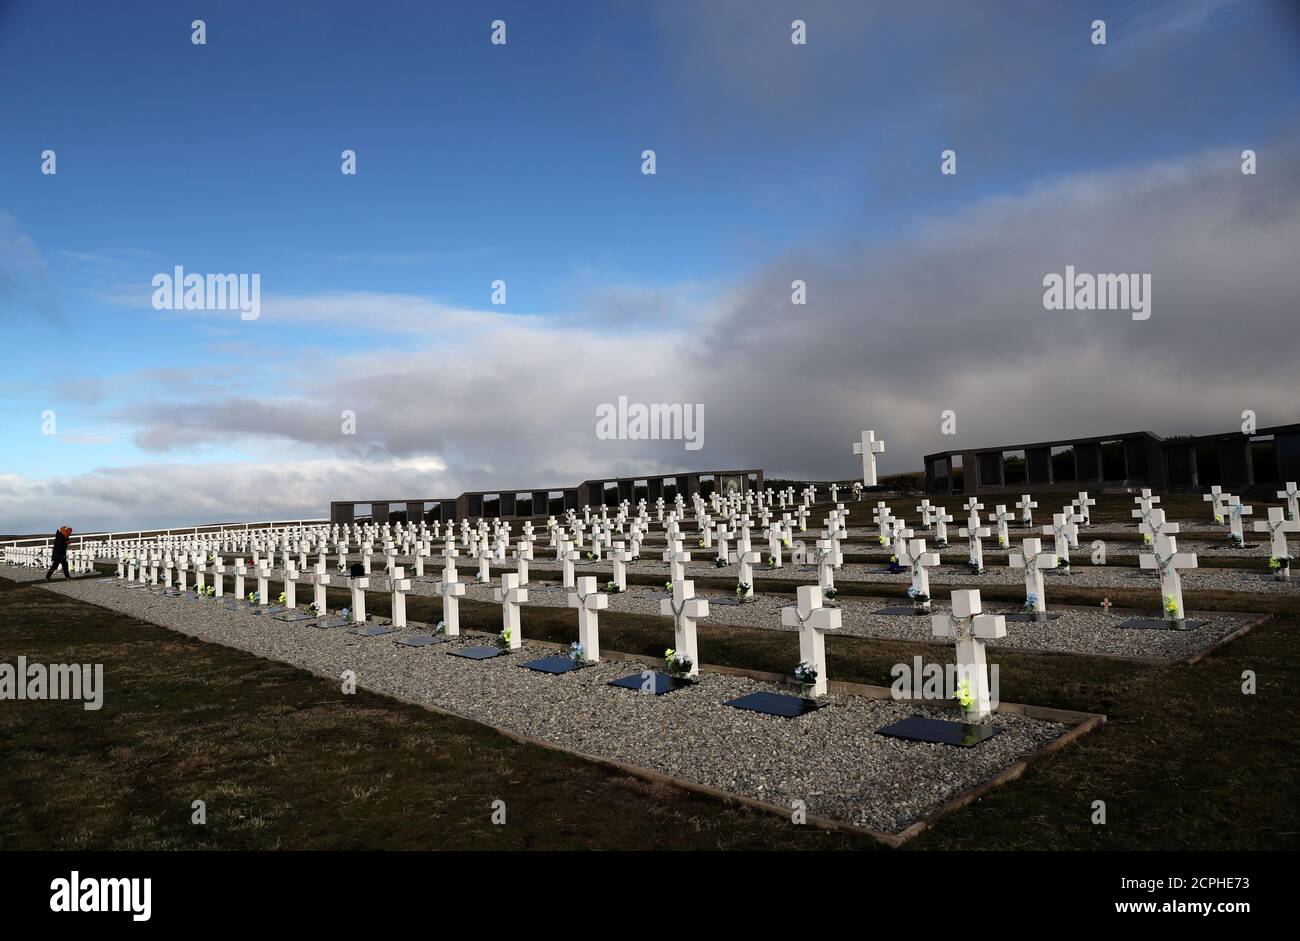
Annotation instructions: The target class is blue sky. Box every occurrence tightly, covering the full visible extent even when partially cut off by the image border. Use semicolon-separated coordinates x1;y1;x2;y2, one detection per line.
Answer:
1;0;1298;531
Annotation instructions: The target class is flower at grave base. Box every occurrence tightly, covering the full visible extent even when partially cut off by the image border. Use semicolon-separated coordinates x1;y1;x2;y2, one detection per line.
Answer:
248;591;258;604
569;642;585;663
277;592;286;605
606;581;621;593
998;536;1008;548
1143;533;1152;545
309;603;320;615
955;678;974;713
714;558;727;569
664;648;693;676
698;539;706;548
1214;514;1223;524
665;581;672;592
341;607;351;619
1163;594;1179;618
498;627;512;649
735;582;750;598
1023;592;1037;611
793;660;818;689
1269;556;1290;571
1055;559;1070;570
823;587;838;600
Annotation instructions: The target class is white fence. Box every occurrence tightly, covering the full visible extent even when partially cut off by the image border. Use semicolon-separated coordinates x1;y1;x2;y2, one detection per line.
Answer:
0;520;329;561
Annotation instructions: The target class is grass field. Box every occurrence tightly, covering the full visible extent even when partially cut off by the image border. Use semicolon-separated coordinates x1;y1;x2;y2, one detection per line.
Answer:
3;564;1297;850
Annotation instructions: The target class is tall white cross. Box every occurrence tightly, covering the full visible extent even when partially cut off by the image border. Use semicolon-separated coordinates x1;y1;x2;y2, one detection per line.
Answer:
853;430;885;486
494;572;528;649
514;538;534;586
1138;507;1179;546
780;585;840;697
390;566;411;628
1139;532;1197;621
1015;494;1037;527
900;537;940;609
436;566;466;635
659;579;709;678
348;573;370;623
1254;506;1300;576
662;537;693;585
931;589;1005;723
959;519;992;572
568;576;608;662
1223;496;1253;543
609;541;631;591
1278;482;1299;521
1043;513;1073;567
1009;538;1057;614
311;561;330;613
1203;486;1228;522
1073;491;1096;526
932;506;954;546
992;505;1015;547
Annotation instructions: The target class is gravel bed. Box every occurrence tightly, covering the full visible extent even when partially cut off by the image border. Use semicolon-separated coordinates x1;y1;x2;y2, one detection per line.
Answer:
33;576;1070;836
480;553;1300;595
410;574;1253;663
0;564;59;583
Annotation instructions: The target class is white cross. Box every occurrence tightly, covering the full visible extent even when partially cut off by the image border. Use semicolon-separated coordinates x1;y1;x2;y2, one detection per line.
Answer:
1009;538;1057;614
436;566;467;635
899;537;940;609
390;566;411;628
1254;506;1300;575
568;576;608;661
1137;507;1179;547
609;541;631;591
256;559;272;606
1139;532;1197;621
348;573;370;623
1203;486;1228;522
514;538;534;586
1073;491;1096;525
932;506;954;546
992;504;1015;547
283;561;301;609
780;585;840;697
915;499;935;528
1043;513;1074;567
958;520;992;571
852;429;885;486
662;537;693;585
814;537;837;591
1015;494;1037;527
1278;482;1299;522
1223;496;1253;543
729;538;762;600
493;572;528;649
659;579;709;677
931;589;1005;723
311;561;330;613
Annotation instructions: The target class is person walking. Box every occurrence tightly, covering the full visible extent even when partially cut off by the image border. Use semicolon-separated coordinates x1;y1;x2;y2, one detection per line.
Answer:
45;525;74;580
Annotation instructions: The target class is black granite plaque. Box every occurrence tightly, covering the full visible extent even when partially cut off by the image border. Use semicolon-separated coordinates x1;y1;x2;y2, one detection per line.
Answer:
395;634;446;647
875;715;1001;747
520;656;583;674
313;616;351;629
274;609;316;622
878;606;929;616
724;691;823;718
1003;611;1063;622
608;671;693;695
448;645;504;660
348;623;397;637
1116;617;1207;631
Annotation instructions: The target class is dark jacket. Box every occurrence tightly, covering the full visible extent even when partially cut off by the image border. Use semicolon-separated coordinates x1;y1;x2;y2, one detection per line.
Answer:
52;530;69;561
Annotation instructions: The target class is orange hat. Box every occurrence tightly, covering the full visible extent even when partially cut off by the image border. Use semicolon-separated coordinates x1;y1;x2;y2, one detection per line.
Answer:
60;526;73;536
